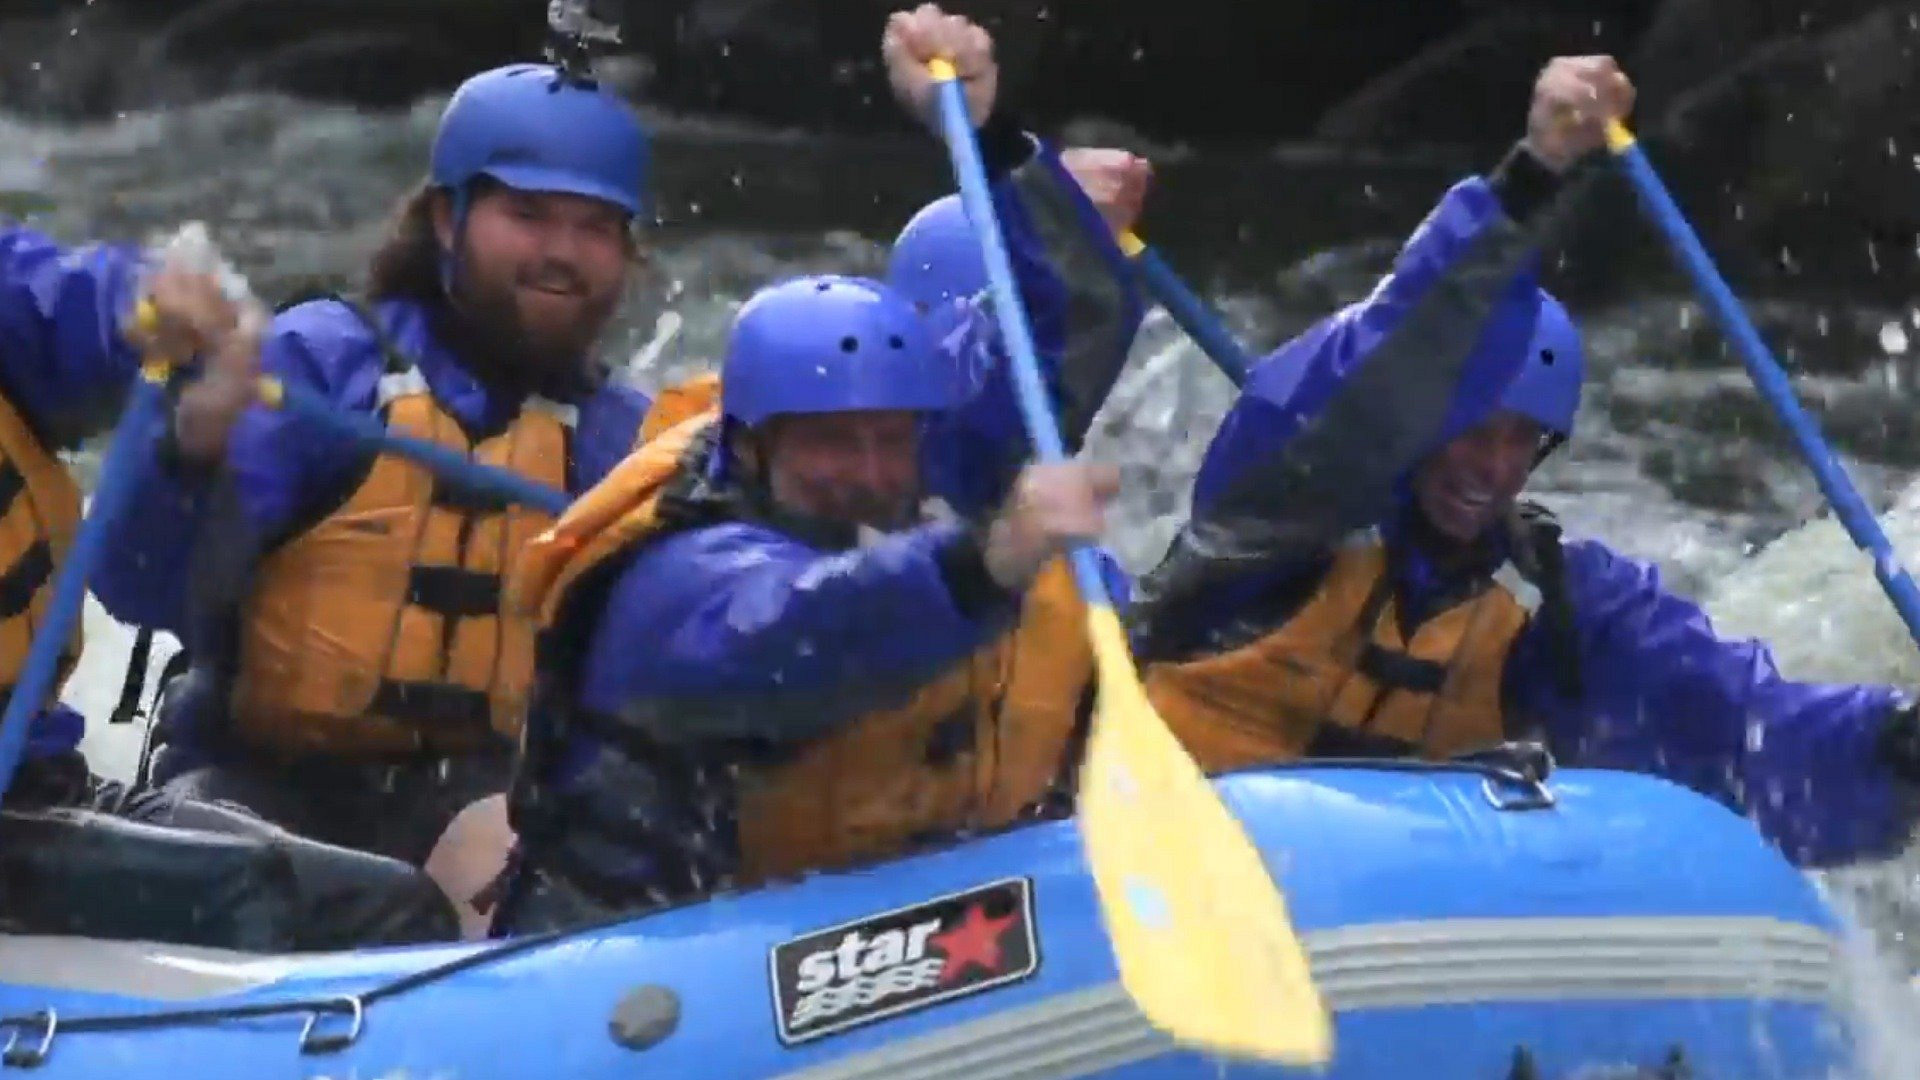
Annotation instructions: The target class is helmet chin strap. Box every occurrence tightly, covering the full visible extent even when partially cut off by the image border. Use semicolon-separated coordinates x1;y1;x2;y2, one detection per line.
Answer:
1533;432;1567;467
437;186;473;300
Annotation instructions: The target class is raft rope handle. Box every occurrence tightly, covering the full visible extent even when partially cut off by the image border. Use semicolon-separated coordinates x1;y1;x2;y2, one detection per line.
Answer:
296;996;364;1056
1271;743;1557;806
0;1010;53;1069
0;752;1564;1067
0;903;652;1064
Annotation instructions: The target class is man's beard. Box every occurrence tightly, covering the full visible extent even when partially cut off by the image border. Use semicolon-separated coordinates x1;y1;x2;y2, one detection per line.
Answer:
445;254;620;395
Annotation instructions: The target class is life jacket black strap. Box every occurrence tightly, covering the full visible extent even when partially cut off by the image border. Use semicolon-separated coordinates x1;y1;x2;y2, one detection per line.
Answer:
0;542;52;620
1305;722;1421;759
107;628;156;726
1356;642;1449;694
367;679;493;734
1510;503;1582;702
405;565;502;621
0;461;25;518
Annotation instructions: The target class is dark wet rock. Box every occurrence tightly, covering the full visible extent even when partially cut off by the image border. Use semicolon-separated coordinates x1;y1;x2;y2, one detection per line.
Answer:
1641;442;1783;514
1619;300;1905;377
4;0;1914;300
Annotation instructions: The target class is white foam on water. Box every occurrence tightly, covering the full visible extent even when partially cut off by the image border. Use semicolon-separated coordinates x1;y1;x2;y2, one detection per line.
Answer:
7;80;1920;1070
1704;479;1920;1063
1706;479;1920;688
1824;884;1920;1077
66;594;173;784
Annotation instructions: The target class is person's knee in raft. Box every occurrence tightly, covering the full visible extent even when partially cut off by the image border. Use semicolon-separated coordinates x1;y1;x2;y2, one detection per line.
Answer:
424;793;513;940
132;60;652;867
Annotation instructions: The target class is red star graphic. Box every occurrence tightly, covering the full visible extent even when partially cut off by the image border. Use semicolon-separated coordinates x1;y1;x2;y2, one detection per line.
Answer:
929;903;1018;984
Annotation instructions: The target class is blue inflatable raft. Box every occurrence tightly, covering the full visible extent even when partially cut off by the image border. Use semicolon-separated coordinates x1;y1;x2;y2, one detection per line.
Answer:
0;760;1857;1078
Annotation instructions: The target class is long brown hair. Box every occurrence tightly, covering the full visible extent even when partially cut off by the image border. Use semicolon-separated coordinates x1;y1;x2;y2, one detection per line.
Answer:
363;178;647;303
363;180;445;303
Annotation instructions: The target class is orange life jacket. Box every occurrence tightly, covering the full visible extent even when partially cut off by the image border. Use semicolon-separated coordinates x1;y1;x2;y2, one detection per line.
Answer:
512;384;1093;881
230;355;573;759
1143;532;1558;772
0;390;82;705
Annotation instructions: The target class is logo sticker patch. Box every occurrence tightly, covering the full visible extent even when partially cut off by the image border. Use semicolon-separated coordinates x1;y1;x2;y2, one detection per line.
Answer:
769;877;1039;1046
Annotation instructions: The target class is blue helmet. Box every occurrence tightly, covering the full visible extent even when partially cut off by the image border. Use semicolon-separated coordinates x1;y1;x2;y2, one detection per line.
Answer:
1498;291;1584;439
886;195;986;310
430;63;648;218
721;275;960;428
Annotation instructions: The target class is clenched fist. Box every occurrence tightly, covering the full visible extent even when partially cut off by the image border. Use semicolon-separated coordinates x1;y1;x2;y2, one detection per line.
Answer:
983;461;1120;590
1060;148;1153;237
882;4;999;132
1524;55;1636;173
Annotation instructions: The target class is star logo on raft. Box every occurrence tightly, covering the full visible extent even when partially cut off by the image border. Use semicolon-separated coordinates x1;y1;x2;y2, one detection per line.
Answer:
769;877;1040;1046
929;902;1017;983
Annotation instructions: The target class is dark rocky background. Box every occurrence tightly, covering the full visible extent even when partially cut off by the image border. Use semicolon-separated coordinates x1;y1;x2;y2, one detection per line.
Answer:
0;0;1912;303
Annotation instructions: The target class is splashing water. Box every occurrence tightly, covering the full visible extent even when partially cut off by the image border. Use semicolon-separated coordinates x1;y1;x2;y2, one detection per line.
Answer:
1707;480;1920;1052
12;76;1920;1067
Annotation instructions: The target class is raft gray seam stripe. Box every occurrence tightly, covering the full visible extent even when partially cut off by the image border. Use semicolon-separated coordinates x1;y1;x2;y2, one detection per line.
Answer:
769;915;1842;1080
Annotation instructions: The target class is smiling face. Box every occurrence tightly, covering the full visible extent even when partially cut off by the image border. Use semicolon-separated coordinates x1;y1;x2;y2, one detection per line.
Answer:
1411;410;1545;543
758;410;924;531
433;182;633;374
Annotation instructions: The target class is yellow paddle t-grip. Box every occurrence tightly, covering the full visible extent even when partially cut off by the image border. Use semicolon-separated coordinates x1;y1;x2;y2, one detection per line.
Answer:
132;299;174;384
1605;118;1636;154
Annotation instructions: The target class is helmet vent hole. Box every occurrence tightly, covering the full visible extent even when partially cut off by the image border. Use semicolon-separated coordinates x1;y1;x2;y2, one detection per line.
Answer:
815;281;832;292
887;335;904;349
1540;348;1556;365
839;336;859;353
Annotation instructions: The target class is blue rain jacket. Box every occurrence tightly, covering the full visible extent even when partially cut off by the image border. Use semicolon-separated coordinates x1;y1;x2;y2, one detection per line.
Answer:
575;136;1142;740
0;224;149;761
94;296;653;639
1179;177;1912;868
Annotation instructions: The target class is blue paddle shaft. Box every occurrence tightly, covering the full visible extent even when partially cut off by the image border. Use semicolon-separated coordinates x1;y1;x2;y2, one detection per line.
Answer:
931;76;1111;605
0;366;570;807
1131;245;1250;386
1613;140;1920;644
276;381;569;516
0;376;169;805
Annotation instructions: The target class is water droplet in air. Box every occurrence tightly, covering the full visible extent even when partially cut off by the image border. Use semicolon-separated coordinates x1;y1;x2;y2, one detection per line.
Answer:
1881;322;1910;356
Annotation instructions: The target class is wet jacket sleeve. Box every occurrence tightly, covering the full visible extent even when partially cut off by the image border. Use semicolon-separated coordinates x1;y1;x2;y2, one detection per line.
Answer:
0;223;190;631
1130;161;1559;655
1508;538;1913;868
0;224;147;448
577;519;1016;742
922;116;1147;519
92;311;381;633
1191;173;1548;518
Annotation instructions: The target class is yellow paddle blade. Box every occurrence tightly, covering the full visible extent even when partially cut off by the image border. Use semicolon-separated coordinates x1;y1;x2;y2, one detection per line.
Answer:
1077;605;1333;1064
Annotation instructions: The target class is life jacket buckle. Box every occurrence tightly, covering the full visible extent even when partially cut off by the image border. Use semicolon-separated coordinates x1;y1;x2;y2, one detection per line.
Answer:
297;995;364;1055
0;1010;55;1069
